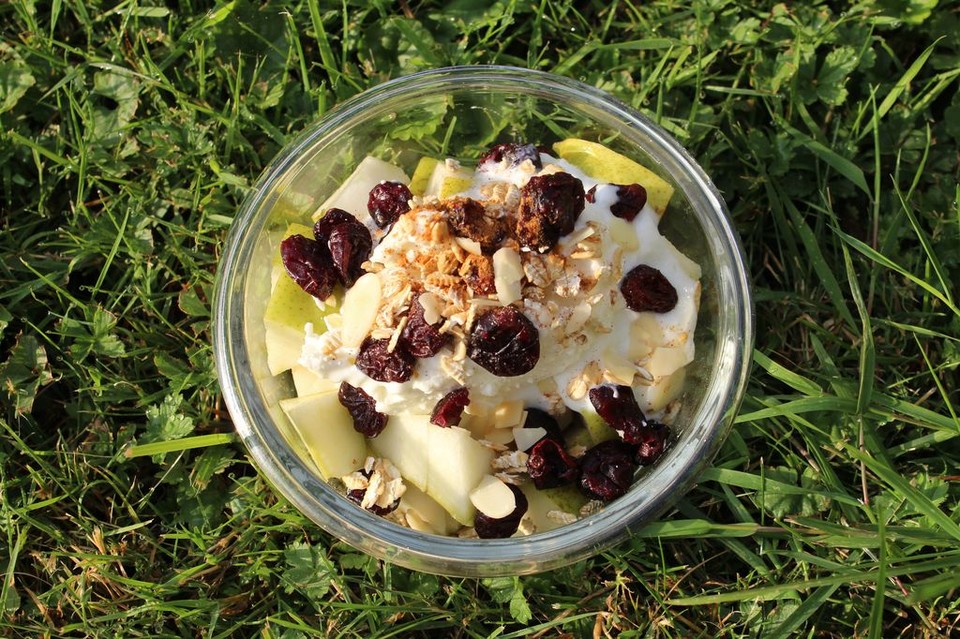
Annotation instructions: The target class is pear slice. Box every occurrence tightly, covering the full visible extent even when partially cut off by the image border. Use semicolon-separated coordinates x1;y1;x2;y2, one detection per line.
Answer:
291;365;339;396
338;272;382;348
409;156;439;196
580;410;618;446
397;484;460;535
520;484;587;533
423;159;474;199
279;391;367;479
368;412;432;490
428;426;495;525
312;156;409;225
263;273;337;375
552;138;674;215
644;366;687;412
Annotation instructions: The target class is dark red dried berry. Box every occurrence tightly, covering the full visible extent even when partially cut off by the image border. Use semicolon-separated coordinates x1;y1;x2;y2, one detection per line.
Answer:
515;172;585;252
478;143;542;169
579;439;638;502
313;209;372;288
280;234;338;300
526;438;579;489
430;387;470;427
327;222;372;287
588;384;647;444
345;469;400;515
467;306;540;377
635;420;669;466
367;181;413;228
620;264;678;313
521;408;563;445
355;337;415;383
338;381;387;437
313;207;358;240
609;184;648;221
474;484;529;539
441;197;506;254
400;297;451;359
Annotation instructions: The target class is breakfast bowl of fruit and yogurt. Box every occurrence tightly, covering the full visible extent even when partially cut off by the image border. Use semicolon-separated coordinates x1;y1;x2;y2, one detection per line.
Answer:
213;66;752;576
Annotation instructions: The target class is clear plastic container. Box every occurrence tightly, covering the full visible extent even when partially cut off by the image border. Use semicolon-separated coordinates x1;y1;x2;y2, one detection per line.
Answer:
213;66;753;576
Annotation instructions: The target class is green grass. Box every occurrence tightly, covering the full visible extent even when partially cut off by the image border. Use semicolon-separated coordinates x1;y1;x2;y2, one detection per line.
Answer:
2;0;959;636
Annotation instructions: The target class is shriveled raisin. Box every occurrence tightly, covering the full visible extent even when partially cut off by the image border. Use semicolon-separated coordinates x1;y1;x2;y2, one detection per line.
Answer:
635;420;669;466
588;384;647;444
579;440;638;502
526;438;579;490
620;264;678;313
280;234;338;300
515;172;585;252
314;208;372;287
440;197;506;254
474;484;528;539
430;387;470;427
345;469;400;515
478;143;542;170
467;306;540;377
355;337;415;383
400;297;451;358
338;381;387;437
367;181;412;228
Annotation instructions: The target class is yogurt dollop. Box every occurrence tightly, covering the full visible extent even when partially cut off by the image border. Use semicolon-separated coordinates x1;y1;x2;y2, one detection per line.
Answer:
300;153;700;418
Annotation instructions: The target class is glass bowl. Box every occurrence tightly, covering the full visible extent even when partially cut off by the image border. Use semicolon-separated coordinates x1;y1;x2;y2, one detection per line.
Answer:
213;65;753;577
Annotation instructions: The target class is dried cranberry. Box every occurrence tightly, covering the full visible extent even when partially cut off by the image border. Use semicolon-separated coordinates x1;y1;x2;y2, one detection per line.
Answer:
474;484;528;539
478;143;542;169
579;440;638;502
337;382;387;437
327;222;372;287
522;408;563;444
441;197;506;254
620;264;678;313
515;172;585;252
345;469;400;515
355;337;415;383
526;438;579;489
467;306;540;377
430;387;470;427
313;207;357;240
367;181;412;228
635;420;669;466
588;384;647;444
400;297;451;359
279;234;338;300
313;209;372;287
610;184;648;221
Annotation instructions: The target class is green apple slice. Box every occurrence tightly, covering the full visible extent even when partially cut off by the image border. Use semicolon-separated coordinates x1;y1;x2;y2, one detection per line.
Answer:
552;138;674;215
263;274;338;376
312;156;409;225
279;391;367;479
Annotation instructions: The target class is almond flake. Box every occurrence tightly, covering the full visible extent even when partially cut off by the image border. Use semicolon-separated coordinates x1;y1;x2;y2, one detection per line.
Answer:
455;236;483;256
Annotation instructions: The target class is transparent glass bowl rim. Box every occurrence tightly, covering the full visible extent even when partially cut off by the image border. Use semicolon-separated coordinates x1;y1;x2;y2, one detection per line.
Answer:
213;65;754;576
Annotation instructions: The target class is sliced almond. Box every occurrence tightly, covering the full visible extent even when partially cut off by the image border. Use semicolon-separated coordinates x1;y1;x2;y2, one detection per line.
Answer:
492;246;524;306
628;313;664;360
418;292;443;325
566;302;592;334
339;272;382;348
323;313;343;332
493;400;525;429
469;475;517;519
645;366;687;411
454;236;483;256
602;348;637;386
513;426;547;452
